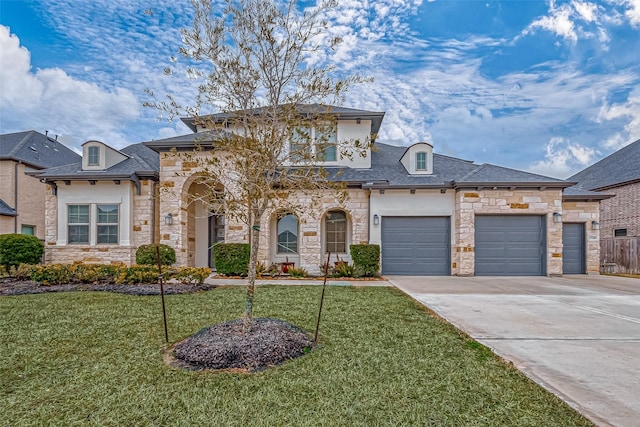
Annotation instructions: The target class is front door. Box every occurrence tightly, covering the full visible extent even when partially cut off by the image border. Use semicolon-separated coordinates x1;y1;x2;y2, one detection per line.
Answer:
209;214;225;268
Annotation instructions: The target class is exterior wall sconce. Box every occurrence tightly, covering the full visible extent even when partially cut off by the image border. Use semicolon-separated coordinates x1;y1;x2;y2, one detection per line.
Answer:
553;212;562;223
592;221;600;230
373;214;380;226
164;213;173;225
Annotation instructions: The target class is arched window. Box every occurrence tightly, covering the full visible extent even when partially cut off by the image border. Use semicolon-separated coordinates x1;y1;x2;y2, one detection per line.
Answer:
325;210;347;253
416;152;427;170
277;214;298;254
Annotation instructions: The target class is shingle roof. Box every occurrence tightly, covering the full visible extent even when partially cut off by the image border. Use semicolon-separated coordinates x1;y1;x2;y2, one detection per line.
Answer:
562;185;612;200
142;130;234;151
336;143;572;188
0;130;81;169
180;104;385;137
0;199;17;216
37;143;159;180
569;138;640;190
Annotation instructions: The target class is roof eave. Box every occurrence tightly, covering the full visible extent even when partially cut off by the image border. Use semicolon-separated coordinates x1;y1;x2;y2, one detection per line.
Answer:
454;181;574;189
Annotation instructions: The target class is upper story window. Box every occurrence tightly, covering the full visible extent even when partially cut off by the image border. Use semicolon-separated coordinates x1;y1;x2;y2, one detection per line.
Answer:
88;146;100;166
416;152;427;170
289;125;337;163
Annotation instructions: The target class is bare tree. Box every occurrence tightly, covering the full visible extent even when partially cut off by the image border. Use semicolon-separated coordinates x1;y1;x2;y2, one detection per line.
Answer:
146;0;371;331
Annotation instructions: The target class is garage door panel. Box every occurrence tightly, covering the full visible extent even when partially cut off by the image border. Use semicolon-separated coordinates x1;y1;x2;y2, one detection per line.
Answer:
475;215;546;276
381;216;450;276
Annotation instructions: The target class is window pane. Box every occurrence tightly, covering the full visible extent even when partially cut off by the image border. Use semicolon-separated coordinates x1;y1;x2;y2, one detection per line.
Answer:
97;204;118;223
416;152;427;170
97;225;118;244
317;144;337;162
88;146;99;165
316;125;337;162
21;225;35;235
68;205;89;224
290;127;311;162
277;214;298;254
68;225;89;244
325;211;346;253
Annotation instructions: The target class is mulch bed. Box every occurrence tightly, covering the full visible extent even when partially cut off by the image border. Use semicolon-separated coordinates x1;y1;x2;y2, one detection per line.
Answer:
169;318;314;372
0;278;216;296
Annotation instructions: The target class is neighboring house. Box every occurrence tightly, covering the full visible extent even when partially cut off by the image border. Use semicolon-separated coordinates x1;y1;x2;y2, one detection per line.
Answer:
36;140;159;264
569;139;640;238
0;130;80;239
136;104;605;276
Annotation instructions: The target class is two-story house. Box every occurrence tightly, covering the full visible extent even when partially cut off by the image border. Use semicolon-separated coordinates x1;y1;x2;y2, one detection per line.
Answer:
0;130;80;239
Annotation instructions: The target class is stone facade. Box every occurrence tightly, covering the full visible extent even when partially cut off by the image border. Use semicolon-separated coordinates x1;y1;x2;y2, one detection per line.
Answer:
45;181;156;265
561;200;600;274
454;189;564;276
598;182;640;238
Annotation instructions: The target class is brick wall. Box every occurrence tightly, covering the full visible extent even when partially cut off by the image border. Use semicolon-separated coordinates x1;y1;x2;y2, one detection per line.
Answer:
599;182;640;238
0;160;47;238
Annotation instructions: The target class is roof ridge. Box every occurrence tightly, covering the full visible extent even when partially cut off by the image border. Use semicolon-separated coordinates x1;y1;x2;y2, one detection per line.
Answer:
458;163;487;181
8;130;36;157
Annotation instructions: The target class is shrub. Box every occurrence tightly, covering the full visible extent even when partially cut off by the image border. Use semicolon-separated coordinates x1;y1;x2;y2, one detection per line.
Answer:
0;234;44;268
30;264;73;285
287;266;308;278
115;265;161;285
331;262;362;278
173;267;211;284
72;264;122;284
9;263;34;280
350;244;380;277
213;243;250;276
135;244;176;266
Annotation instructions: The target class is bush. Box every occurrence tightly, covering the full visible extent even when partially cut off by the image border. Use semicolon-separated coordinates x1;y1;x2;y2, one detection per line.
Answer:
30;264;73;285
0;234;44;268
115;265;161;284
213;243;250;276
72;264;122;284
287;266;308;278
135;244;176;266
173;267;211;284
331;262;363;278
9;264;34;280
350;244;380;277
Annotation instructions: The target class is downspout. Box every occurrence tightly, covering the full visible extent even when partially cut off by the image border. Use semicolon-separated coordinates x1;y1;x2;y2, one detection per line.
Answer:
150;180;158;243
366;188;371;243
14;161;21;233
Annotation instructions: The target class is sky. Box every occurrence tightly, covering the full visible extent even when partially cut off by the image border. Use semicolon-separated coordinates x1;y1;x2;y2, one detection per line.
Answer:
1;0;639;179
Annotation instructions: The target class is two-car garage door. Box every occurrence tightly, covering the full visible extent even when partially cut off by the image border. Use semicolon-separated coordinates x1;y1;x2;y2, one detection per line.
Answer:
381;215;548;276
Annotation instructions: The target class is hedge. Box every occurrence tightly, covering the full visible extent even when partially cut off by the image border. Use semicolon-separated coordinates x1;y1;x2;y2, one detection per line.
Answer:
350;244;380;277
0;234;44;268
136;244;176;266
213;243;250;276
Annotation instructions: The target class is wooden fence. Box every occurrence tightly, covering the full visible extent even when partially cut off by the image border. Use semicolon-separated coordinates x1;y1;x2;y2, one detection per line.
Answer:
600;237;640;274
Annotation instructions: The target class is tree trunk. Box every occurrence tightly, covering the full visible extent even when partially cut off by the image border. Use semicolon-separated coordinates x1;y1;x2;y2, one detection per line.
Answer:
243;214;261;333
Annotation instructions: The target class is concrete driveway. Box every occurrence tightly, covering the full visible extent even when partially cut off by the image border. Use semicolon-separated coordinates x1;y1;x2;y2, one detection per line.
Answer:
388;275;640;427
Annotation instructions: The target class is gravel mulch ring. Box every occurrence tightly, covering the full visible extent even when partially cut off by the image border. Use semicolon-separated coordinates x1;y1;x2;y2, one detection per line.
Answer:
0;278;216;296
169;318;314;372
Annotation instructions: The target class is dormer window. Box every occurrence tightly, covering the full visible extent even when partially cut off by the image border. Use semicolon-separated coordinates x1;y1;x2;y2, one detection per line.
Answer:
88;146;99;166
416;152;427;171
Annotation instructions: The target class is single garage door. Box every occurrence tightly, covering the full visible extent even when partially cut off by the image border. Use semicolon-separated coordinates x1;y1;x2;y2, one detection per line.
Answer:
475;215;546;276
381;216;450;275
563;223;586;274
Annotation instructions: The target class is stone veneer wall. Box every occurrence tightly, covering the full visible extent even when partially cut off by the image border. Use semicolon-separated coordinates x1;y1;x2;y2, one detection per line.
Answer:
44;181;155;265
454;188;563;276
158;151;369;271
0;160;48;238
561;200;600;274
598;182;640;238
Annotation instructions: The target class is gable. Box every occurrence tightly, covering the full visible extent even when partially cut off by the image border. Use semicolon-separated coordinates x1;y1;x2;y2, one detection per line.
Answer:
81;140;128;171
400;142;434;175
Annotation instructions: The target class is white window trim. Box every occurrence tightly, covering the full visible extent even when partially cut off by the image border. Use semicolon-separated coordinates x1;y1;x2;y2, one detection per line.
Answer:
65;203;121;245
288;126;339;165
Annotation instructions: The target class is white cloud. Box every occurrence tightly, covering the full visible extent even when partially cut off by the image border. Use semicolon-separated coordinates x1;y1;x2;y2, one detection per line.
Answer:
597;88;640;147
0;26;140;149
528;137;596;178
624;0;640;25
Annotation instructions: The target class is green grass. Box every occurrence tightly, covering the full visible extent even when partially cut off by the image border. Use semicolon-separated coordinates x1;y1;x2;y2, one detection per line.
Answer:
0;286;593;426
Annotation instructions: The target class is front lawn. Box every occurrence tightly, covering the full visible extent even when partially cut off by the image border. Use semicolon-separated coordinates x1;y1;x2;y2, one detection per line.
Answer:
0;286;592;426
